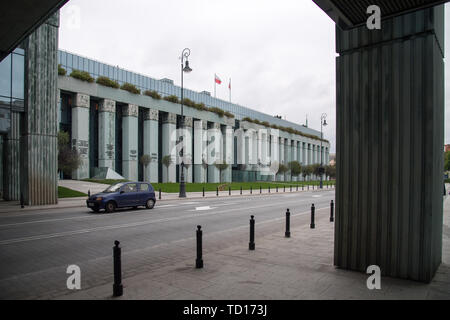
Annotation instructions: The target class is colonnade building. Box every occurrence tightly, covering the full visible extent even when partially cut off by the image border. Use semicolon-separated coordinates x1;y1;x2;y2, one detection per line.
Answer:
0;46;330;201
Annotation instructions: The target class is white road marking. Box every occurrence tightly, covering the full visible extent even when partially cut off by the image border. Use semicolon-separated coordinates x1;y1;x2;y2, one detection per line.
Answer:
193;206;216;211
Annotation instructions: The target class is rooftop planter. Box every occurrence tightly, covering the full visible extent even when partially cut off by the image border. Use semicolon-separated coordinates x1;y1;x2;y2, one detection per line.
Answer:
242;117;328;143
121;82;141;95
144;90;161;100
70;69;94;83
96;76;120;89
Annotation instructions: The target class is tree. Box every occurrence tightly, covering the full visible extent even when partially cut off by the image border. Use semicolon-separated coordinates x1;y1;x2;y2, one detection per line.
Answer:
58;131;82;177
277;164;289;181
140;154;152;181
302;165;313;181
445;151;450;171
311;164;321;178
325;164;336;180
214;161;229;183
289;161;302;181
201;157;208;183
161;155;173;182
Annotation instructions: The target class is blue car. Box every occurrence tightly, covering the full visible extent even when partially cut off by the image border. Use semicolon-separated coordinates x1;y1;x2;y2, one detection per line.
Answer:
86;182;156;213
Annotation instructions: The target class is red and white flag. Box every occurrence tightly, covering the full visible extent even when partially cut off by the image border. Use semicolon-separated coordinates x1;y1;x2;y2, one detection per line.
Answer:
215;74;222;85
228;78;231;90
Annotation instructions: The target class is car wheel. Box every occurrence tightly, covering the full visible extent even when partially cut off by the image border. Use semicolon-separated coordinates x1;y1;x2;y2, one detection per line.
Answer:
145;199;155;209
105;201;116;213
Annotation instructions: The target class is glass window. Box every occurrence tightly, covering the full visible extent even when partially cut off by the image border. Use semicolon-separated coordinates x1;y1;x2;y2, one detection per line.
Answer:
0;54;11;97
12;53;24;99
123;183;137;193
89;60;94;74
99;63;104;76
139;183;149;192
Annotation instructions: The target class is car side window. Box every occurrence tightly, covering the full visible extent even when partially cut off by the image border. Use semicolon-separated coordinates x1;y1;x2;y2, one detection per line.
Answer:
123;184;137;193
140;184;149;192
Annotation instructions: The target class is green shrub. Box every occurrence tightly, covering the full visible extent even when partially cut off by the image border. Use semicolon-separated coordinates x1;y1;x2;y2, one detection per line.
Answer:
163;95;179;104
144;90;161;100
58;64;66;76
224;111;234;118
96;76;120;89
121;82;141;94
70;69;94;83
208;107;225;117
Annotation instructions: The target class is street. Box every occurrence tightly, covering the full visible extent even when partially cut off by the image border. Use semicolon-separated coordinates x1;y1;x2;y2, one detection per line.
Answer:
0;190;335;300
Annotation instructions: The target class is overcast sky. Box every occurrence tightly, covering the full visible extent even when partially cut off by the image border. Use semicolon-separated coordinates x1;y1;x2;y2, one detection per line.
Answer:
59;0;450;154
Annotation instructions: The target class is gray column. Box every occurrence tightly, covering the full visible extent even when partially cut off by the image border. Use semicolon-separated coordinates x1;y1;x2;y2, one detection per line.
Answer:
207;123;221;183
20;13;59;205
4;112;20;200
98;99;116;170
223;125;233;183
71;93;90;180
194;120;207;183
279;138;285;181
178;116;193;183
162;113;176;183
143;109;159;182
334;6;444;283
122;104;138;181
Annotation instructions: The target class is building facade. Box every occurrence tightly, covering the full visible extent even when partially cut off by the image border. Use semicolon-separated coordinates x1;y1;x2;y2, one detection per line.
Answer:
0;32;330;202
56;50;330;184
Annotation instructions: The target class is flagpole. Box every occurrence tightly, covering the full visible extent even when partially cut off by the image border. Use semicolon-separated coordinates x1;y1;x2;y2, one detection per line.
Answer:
214;74;216;98
229;78;231;103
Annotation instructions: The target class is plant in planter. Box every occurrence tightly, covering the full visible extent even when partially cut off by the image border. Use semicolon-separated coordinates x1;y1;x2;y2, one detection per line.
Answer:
96;76;120;89
58;64;67;76
121;82;141;94
163;95;179;104
144;90;161;100
70;69;94;83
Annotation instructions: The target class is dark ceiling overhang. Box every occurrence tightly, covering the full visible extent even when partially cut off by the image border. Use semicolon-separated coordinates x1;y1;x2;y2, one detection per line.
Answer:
0;0;69;62
313;0;449;29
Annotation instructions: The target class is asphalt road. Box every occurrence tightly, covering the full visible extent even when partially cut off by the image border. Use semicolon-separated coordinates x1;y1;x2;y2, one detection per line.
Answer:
0;190;335;299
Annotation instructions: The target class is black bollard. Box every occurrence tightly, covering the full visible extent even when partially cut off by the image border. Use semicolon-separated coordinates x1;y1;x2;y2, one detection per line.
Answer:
88;190;91;197
290;185;292;192
159;188;161;200
113;240;123;297
196;226;204;268
249;215;255;250
330;200;334;222
308;185;309;191
216;187;219;197
296;185;298;192
260;186;262;194
269;186;271;193
283;185;285;193
302;184;304;191
20;192;24;209
285;209;291;238
276;186;278;193
310;204;315;229
229;186;231;196
250;186;252;195
203;187;205;197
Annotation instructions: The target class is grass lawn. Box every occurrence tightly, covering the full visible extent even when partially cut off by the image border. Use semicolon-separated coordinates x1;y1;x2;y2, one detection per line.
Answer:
58;186;87;198
79;179;335;193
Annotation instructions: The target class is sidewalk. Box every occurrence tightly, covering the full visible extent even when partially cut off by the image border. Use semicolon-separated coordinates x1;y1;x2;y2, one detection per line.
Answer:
0;184;334;214
55;195;450;300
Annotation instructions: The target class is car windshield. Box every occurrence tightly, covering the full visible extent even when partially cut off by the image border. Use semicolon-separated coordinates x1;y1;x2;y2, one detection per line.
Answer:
103;183;125;193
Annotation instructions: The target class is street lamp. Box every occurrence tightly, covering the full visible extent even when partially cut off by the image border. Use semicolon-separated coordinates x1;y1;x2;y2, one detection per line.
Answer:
179;48;192;198
320;113;328;189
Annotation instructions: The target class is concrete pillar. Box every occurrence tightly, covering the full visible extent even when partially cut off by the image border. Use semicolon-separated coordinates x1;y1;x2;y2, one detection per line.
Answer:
270;132;279;181
292;140;298;181
20;13;59;205
98;99;116;170
207;123;221;183
143;109;159;182
223;125;233;183
285;139;291;181
71;93;90;180
3;112;20;200
122;104;138;181
178;116;193;183
334;6;444;283
279;138;285;181
194;120;207;183
162;113;176;183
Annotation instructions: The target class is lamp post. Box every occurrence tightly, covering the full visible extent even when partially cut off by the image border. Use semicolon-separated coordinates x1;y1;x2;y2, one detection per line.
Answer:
179;48;192;198
320;113;328;189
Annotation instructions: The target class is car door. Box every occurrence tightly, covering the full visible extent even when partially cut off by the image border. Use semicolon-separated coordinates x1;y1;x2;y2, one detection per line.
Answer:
138;183;151;205
118;183;139;207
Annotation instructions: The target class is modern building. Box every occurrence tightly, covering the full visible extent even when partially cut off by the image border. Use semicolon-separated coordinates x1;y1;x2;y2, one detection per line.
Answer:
0;30;330;202
56;50;330;184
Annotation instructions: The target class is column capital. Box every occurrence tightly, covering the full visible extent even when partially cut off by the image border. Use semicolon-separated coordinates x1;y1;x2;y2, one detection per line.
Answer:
122;104;139;117
144;108;159;121
99;99;116;113
181;116;193;127
162;112;177;124
74;93;89;108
